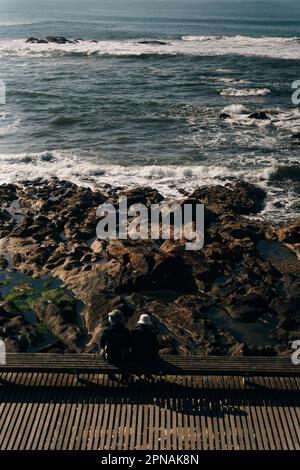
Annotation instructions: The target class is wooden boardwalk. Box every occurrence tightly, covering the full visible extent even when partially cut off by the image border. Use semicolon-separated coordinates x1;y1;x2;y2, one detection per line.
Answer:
0;372;299;450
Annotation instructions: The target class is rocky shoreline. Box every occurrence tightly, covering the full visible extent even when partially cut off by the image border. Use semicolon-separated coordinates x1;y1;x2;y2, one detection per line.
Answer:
0;178;299;357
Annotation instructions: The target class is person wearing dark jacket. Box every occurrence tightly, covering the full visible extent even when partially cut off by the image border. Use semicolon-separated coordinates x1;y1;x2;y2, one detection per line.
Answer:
131;314;159;362
100;309;130;365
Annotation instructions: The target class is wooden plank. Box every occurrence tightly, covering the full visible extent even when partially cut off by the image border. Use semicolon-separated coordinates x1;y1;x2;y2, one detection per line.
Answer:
38;373;67;449
0;373;29;449
0;370;299;452
269;377;295;450
44;373;72;450
1;372;34;450
280;377;300;450
92;375;107;451
7;373;40;450
23;373;54;450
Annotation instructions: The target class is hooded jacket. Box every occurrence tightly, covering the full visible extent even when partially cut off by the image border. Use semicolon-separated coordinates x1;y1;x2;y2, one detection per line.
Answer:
131;324;159;362
100;323;130;364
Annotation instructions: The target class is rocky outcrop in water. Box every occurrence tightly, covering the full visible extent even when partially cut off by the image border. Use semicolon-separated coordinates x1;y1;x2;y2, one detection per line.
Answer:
26;37;98;45
0;178;299;356
248;111;270;120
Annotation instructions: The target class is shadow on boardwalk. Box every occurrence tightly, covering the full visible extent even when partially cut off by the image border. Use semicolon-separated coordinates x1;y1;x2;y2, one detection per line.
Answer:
0;373;299;419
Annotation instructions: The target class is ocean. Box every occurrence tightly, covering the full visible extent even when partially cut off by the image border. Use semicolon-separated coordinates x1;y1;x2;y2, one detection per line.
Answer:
0;0;300;219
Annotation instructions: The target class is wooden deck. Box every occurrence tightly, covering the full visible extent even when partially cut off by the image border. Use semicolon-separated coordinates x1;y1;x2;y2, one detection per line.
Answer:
0;372;299;450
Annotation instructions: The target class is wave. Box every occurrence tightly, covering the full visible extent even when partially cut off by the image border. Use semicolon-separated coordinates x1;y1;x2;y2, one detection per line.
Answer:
182;35;300;43
219;104;300;132
0;35;300;60
217;78;251;84
221;104;249;115
181;35;223;42
0;150;272;189
1;151;299;220
220;88;271;97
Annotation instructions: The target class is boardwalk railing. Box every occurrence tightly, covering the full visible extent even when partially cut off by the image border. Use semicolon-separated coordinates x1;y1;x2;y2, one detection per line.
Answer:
0;353;299;377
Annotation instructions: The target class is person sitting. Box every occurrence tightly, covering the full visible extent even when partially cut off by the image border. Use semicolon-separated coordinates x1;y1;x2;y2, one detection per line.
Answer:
100;309;130;366
131;314;160;363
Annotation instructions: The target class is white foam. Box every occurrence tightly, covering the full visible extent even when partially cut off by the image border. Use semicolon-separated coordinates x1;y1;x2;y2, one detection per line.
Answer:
0;149;273;194
218;78;250;84
220;88;271;97
0;35;299;60
1;150;300;220
221;104;249;115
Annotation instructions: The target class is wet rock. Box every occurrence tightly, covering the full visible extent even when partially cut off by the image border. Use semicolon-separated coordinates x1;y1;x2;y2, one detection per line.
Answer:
0;184;18;206
0;179;299;356
248;111;270;120
219;112;231;120
25;37;41;44
275;220;300;244
137;40;168;45
75;239;197;295
26;36;75;44
115;186;164;207
0;257;8;270
291;132;300;140
191;181;267;215
0;303;41;352
31;289;84;351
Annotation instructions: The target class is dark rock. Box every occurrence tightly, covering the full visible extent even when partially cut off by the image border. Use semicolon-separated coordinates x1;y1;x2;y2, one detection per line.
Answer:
31;290;84;351
0;183;18;205
1;178;298;356
116;186;164;208
46;36;70;44
25;37;41;44
26;36;77;45
275;220;300;244
0;304;41;352
248;111;270;120
191;181;267;215
219;112;231;120
0;257;8;270
137;40;168;46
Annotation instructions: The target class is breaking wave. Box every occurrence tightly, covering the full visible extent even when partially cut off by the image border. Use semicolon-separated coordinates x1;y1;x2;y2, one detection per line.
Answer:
220;88;271;97
0;35;300;60
1;150;299;221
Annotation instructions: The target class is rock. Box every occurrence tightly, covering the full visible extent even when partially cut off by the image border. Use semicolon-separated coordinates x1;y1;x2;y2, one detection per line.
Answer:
0;183;18;206
25;37;40;44
115;186;164;208
219;112;231;120
46;36;70;44
26;36;78;45
0;303;41;352
248;111;270;120
74;239;197;295
191;181;267;215
137;40;168;46
0;257;8;270
90;239;106;255
219;218;264;245
31;289;84;351
292;132;300;139
0;178;298;356
275;220;300;244
83;292;132;333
